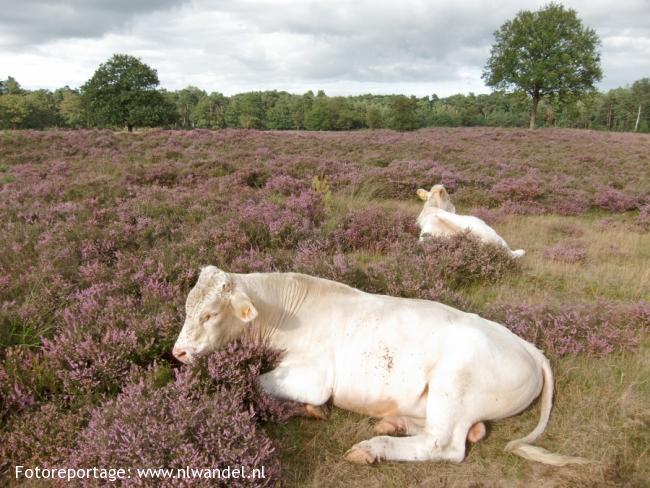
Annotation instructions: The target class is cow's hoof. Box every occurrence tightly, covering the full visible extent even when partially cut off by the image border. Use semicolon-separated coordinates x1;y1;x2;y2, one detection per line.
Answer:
373;418;405;436
304;403;330;420
344;445;377;465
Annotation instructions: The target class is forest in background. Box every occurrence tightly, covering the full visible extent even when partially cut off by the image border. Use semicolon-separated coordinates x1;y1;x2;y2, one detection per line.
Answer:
1;75;649;133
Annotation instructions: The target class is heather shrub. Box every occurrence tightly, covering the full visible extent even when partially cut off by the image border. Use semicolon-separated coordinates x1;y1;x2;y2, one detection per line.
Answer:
416;233;520;287
202;338;302;423
292;246;387;294
1;339;293;485
1;403;90;474
595;187;640;212
543;242;588;264
237;168;270;188
326;207;418;253
43;323;142;399
361;259;469;308
0;359;36;421
452;186;498;209
238;190;324;249
126;164;181;187
66;339;295;487
596;217;623;231
500;199;546;215
354;159;466;200
636;204;650;230
491;301;650;356
1;128;649;484
39;270;181;399
211;220;254;265
286;190;325;226
230;249;278;273
211;161;236;177
294;233;518;296
265;173;308;195
68;369;279;487
0;348;56;421
492;172;545;203
548;188;593;215
469;206;505;225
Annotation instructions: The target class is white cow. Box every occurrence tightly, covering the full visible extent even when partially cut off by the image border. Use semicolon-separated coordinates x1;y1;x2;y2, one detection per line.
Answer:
416;185;525;258
173;266;589;466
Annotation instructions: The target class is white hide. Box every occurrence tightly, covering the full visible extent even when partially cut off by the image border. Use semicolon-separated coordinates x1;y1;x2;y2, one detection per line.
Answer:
416;185;525;258
173;268;589;466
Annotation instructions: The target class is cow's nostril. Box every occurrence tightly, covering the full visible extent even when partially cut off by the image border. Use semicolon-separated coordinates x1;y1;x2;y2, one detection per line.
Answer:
172;348;188;362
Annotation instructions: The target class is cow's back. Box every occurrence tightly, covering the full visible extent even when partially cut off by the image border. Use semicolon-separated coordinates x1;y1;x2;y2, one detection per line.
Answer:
279;288;540;419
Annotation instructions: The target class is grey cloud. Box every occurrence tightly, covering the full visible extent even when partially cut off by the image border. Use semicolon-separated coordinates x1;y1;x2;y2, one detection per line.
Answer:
1;0;648;94
151;0;507;87
0;0;188;48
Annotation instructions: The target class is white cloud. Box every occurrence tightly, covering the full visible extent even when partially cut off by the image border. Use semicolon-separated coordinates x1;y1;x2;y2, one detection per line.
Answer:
0;0;648;96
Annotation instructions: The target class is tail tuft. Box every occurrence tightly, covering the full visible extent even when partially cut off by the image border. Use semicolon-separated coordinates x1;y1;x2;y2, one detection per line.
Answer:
511;249;526;258
505;442;594;467
505;355;594;466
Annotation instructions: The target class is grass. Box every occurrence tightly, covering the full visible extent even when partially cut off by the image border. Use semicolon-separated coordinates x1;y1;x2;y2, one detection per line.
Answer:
463;213;650;306
267;204;650;487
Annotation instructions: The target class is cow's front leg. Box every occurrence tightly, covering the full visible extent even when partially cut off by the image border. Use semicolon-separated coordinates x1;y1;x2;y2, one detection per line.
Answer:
258;363;333;418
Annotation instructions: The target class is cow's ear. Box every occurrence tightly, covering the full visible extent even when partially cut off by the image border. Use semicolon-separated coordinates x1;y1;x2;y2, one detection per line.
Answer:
416;189;429;201
230;291;258;323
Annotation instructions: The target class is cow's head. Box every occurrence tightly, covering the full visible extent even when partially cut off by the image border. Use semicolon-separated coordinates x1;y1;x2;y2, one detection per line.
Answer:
416;184;455;212
172;266;257;363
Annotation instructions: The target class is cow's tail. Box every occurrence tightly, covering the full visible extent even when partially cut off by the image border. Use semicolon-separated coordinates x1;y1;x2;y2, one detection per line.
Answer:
504;355;593;466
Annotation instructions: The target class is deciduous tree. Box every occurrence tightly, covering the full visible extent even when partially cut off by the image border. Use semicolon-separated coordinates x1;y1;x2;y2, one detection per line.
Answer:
388;95;418;131
81;54;176;131
483;3;602;129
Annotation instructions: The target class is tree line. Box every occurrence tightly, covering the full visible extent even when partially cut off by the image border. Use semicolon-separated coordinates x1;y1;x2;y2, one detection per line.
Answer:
0;3;647;133
1;73;648;132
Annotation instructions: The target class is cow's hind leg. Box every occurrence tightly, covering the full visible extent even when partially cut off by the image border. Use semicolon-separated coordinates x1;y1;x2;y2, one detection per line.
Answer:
373;416;425;436
345;366;475;464
374;416;486;443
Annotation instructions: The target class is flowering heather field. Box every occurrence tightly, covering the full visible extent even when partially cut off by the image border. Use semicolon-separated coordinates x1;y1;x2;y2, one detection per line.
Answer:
1;127;649;487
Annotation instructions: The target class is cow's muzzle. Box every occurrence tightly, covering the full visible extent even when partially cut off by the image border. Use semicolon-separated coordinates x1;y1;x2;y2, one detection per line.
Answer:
172;347;191;364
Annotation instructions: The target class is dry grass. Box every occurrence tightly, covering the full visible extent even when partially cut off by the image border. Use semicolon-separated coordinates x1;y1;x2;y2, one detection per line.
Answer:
268;211;650;487
268;349;650;487
465;213;650;306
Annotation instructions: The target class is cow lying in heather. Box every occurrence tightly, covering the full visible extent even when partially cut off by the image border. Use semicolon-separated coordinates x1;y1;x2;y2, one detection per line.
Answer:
173;266;589;466
416;184;525;258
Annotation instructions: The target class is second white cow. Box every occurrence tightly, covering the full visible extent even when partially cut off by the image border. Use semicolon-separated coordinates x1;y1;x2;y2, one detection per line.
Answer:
173;266;589;466
416;184;525;258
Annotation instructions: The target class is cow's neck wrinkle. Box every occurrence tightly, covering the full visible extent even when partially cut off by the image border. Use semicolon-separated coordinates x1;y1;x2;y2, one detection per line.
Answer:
233;272;310;344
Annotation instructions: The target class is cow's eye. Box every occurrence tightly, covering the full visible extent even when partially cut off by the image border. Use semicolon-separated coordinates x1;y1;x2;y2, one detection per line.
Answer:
201;313;212;323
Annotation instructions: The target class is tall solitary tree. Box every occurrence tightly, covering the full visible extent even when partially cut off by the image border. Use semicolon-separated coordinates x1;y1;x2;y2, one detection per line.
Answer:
482;3;602;129
81;54;176;131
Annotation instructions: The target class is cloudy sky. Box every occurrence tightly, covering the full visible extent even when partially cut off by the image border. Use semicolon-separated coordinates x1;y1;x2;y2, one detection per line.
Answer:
1;0;649;96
